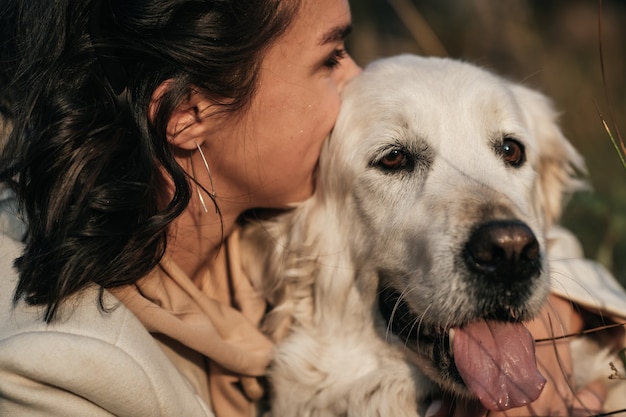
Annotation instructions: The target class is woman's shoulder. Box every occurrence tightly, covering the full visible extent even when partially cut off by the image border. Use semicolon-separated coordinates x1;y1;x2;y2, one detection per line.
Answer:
0;237;213;416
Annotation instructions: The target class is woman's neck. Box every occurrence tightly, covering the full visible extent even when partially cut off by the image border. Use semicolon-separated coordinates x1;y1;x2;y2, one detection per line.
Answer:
166;195;241;286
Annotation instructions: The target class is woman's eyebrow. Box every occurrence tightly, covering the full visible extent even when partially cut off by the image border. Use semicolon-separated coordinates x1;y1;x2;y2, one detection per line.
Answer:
318;24;352;46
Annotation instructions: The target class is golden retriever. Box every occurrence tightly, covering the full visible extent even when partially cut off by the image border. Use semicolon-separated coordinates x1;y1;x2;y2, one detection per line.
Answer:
241;55;625;417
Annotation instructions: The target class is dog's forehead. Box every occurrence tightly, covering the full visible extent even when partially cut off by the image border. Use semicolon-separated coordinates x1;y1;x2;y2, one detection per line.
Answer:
338;55;532;152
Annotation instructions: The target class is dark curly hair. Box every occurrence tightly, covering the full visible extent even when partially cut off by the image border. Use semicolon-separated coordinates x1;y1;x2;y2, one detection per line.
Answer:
0;0;300;322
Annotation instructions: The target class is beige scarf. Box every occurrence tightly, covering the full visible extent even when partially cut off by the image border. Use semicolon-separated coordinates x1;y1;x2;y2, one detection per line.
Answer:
112;228;274;417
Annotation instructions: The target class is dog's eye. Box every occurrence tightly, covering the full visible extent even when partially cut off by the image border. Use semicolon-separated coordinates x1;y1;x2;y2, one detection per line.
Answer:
379;149;409;170
500;138;525;167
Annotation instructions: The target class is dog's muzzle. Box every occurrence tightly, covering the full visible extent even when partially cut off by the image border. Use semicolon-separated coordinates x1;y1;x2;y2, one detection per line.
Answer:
378;219;546;411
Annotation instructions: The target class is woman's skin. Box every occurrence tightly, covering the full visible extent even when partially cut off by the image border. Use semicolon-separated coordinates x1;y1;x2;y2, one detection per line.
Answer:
162;0;360;284
521;295;605;417
154;0;606;413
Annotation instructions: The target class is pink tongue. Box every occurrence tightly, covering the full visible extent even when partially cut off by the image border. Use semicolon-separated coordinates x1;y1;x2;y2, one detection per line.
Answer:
453;320;546;411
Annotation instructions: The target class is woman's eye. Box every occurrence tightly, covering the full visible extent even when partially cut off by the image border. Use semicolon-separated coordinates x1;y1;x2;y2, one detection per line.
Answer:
324;48;347;69
500;138;525;167
379;149;408;170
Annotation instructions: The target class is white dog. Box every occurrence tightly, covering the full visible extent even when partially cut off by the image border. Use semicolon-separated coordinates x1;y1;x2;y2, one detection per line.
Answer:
241;55;624;416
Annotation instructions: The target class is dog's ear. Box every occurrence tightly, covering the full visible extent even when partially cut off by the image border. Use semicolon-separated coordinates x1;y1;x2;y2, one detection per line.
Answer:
511;84;588;229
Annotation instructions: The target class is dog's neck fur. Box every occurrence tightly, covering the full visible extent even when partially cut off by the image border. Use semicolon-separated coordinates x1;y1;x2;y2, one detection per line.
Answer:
248;192;383;342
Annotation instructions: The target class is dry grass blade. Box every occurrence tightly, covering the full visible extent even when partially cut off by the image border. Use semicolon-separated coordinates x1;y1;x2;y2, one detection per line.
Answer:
534;321;626;343
609;360;625;380
597;0;625;170
387;0;448;57
594;108;626;171
592;3;626;414
591;410;626;417
620;348;626;375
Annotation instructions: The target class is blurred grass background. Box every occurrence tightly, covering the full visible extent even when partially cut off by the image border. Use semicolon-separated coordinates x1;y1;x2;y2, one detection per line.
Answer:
347;0;626;288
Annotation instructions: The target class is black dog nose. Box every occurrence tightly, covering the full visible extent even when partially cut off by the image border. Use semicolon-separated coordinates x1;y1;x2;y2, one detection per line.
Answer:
464;220;541;282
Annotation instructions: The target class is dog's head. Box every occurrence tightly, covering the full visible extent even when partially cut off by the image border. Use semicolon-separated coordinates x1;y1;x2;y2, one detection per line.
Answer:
316;55;586;410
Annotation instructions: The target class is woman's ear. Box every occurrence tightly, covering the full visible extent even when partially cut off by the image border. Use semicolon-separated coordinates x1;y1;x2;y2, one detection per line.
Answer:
149;81;214;150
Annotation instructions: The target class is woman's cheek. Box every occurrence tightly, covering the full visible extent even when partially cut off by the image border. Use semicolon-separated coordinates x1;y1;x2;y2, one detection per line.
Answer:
319;97;342;140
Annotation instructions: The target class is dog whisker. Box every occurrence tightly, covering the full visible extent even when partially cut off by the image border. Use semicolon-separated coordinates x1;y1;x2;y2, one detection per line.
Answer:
385;284;421;344
409;303;433;351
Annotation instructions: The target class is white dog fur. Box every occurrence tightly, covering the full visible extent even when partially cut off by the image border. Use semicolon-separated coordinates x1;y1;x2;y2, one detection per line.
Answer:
241;55;625;416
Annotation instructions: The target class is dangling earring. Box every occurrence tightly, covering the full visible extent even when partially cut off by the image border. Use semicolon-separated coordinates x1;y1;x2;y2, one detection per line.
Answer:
191;141;217;213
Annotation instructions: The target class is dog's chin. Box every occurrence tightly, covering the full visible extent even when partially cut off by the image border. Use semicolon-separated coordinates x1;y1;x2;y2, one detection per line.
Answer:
378;286;467;392
378;286;547;411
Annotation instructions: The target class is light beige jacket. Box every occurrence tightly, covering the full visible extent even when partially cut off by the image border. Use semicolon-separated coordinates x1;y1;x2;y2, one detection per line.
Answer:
0;190;214;417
